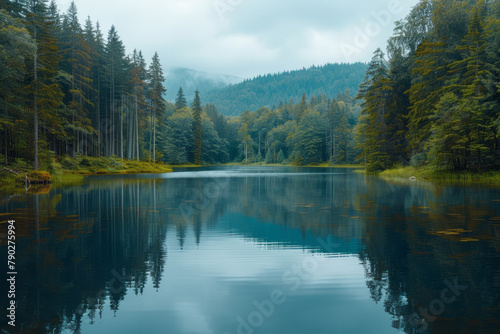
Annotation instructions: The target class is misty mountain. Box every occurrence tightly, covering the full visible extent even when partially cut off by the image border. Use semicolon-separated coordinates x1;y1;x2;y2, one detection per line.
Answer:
165;67;242;102
203;63;368;116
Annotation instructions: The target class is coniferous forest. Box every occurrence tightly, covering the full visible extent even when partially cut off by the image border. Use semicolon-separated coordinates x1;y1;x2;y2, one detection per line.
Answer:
1;0;500;173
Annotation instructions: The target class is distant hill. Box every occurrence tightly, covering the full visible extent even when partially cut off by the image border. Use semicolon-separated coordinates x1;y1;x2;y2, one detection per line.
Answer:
165;67;242;102
204;63;368;116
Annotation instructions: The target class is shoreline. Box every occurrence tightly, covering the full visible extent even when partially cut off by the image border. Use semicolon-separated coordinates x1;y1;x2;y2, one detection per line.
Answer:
379;166;500;186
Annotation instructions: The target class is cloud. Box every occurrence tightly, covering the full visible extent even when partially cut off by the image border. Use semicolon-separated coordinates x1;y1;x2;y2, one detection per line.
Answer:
55;0;419;78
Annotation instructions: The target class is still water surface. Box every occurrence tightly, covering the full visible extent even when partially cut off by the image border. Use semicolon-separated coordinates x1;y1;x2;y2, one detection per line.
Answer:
0;166;499;334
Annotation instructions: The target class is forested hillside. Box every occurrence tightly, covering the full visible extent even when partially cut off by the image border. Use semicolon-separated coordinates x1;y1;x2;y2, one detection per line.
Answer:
204;63;368;116
356;0;500;172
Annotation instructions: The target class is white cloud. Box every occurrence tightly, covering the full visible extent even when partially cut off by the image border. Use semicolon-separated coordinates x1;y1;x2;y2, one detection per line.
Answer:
55;0;420;78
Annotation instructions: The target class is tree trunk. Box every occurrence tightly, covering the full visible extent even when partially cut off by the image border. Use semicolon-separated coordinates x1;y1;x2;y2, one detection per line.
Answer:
97;72;101;157
34;41;39;170
135;89;139;162
153;102;156;163
120;94;123;159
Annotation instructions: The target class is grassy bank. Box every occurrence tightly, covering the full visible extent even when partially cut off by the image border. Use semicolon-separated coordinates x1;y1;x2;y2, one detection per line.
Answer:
380;166;500;185
56;156;173;175
0;156;173;190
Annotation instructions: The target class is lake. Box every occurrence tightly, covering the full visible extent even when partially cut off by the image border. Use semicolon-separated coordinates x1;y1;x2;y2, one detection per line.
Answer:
0;166;499;334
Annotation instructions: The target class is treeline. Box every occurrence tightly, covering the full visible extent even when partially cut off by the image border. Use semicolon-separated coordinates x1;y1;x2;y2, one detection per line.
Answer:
356;0;500;171
228;91;360;165
1;0;170;169
204;63;368;116
162;89;360;165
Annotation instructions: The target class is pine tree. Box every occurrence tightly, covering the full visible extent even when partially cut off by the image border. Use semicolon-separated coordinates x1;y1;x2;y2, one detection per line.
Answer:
296;92;308;120
25;0;64;169
448;7;493;170
0;10;35;165
60;1;94;156
192;90;202;165
147;52;166;162
356;48;393;171
130;49;147;161
175;87;187;110
406;40;448;153
104;25;127;157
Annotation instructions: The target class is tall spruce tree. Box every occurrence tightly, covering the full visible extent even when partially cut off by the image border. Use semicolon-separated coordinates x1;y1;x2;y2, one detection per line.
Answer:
356;48;393;171
148;52;166;162
25;0;64;169
192;90;202;165
175;87;187;110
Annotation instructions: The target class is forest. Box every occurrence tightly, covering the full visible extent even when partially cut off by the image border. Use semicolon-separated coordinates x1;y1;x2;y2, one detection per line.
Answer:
203;62;368;116
357;0;500;171
1;0;500;174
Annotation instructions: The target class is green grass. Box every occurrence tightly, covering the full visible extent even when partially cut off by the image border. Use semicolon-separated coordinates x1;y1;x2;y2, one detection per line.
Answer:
380;166;500;185
58;156;173;175
52;173;86;187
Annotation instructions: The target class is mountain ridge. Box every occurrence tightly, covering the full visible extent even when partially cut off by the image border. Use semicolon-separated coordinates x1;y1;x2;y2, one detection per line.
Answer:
203;62;368;116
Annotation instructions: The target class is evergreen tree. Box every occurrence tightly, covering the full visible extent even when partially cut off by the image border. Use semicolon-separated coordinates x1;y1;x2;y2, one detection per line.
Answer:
192;90;202;164
148;52;166;163
0;10;35;165
356;48;393;171
60;1;94;156
25;0;64;169
175;86;187;110
130;49;147;161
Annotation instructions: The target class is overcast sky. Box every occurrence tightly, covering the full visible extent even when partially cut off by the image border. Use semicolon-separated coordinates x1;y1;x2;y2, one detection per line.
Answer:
54;0;420;79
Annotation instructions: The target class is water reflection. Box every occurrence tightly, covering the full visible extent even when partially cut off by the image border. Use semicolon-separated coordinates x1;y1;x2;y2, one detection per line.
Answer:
0;167;498;334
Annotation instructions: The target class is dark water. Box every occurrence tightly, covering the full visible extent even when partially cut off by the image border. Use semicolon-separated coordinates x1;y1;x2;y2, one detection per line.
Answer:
0;166;499;334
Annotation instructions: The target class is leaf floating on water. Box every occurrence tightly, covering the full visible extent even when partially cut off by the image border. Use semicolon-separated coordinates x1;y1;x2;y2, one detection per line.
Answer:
447;228;472;233
436;231;460;235
459;238;479;242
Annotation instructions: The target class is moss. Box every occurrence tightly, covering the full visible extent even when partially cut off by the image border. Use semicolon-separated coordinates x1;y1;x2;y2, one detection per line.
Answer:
27;171;52;184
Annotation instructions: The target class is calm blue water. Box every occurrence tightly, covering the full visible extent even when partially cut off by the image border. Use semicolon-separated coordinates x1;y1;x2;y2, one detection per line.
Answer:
0;166;499;334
